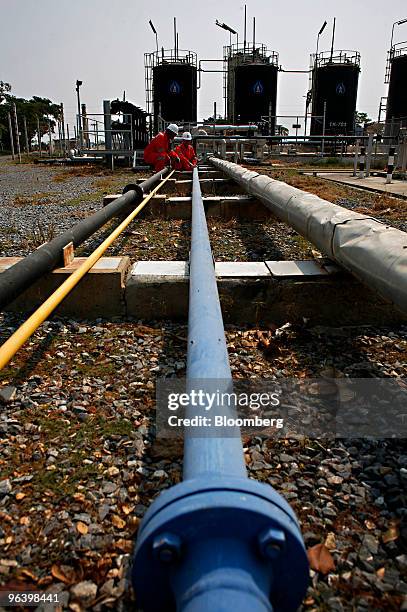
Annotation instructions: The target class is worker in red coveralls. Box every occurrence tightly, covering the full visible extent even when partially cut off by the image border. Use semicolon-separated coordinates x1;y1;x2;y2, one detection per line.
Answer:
143;123;181;171
174;131;197;171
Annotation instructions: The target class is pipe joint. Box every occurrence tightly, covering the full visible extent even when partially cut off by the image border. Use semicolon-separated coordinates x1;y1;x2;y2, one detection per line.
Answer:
132;477;309;611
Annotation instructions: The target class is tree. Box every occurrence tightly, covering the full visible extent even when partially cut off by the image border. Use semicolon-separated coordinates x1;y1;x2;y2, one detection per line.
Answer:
355;111;372;126
0;84;62;151
0;81;11;103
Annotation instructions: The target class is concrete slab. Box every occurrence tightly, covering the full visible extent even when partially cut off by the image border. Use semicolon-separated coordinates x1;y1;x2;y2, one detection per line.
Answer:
215;262;270;277
103;194;269;220
174;178;242;197
126;262;189;320
5;255;403;325
54;257;125;273
305;172;407;199
131;261;189;277
125;259;406;325
265;260;339;278
1;256;131;318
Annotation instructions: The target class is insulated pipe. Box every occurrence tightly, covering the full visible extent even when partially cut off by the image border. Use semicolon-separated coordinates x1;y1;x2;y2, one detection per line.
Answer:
132;168;309;612
0;168;169;310
210;157;407;315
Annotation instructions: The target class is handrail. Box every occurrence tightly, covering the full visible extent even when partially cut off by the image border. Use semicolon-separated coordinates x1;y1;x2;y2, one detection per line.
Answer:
0;171;175;370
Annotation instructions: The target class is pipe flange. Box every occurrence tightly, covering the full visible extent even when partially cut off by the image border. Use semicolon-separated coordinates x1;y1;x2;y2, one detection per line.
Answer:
122;183;144;201
132;477;309;612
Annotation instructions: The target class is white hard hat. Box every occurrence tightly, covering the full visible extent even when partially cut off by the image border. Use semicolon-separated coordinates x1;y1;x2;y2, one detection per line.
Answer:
182;131;192;140
166;123;179;135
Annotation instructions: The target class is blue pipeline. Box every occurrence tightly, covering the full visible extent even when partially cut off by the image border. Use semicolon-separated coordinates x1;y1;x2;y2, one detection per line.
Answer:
132;167;309;611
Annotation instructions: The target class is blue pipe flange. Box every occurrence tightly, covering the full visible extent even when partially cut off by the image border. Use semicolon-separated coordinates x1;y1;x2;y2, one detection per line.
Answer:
132;477;309;612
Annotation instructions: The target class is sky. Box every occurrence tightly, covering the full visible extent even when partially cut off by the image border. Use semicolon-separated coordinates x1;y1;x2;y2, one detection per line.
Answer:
1;0;407;134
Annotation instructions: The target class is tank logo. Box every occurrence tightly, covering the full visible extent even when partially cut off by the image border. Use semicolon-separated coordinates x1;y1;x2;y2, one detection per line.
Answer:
336;82;346;95
169;80;181;94
253;80;264;94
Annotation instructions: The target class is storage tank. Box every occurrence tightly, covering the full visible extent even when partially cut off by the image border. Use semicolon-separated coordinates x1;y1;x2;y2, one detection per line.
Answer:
225;44;279;131
385;44;407;129
145;49;197;128
310;50;360;136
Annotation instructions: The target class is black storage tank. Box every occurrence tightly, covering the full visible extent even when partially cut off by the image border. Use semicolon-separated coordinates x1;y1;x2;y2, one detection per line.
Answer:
153;63;197;123
145;49;198;128
225;44;279;132
385;46;407;125
310;50;360;136
234;63;278;124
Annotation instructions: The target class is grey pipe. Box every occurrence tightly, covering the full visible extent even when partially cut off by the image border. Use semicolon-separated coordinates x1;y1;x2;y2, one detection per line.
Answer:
0;168;169;310
210;157;407;314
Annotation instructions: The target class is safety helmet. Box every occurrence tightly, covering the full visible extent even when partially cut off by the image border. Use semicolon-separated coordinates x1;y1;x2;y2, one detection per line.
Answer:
182;131;192;141
166;123;179;135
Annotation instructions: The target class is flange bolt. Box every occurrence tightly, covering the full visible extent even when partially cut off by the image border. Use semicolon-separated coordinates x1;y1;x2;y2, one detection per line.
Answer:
152;532;182;564
258;527;286;561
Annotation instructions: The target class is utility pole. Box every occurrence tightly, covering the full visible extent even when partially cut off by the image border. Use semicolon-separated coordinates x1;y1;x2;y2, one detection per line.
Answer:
23;116;30;153
48;120;52;156
57;119;62;156
12;103;22;163
37;116;42;157
76;80;83;148
60;103;66;154
81;103;89;148
7;112;15;159
103;100;113;170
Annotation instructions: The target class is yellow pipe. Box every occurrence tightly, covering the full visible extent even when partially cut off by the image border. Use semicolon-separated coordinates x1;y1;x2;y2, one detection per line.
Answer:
0;171;175;371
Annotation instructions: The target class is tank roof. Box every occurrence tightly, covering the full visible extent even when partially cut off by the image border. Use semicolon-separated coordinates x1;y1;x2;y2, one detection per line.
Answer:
224;43;279;66
311;50;361;70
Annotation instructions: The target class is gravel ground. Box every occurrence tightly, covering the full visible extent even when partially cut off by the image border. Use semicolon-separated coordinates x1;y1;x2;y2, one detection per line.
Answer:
84;217;313;262
0;159;406;610
0;158;134;257
0;314;406;611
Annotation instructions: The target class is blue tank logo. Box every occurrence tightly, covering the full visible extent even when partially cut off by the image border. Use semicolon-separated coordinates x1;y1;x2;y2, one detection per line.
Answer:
336;82;346;95
169;80;181;94
253;80;264;94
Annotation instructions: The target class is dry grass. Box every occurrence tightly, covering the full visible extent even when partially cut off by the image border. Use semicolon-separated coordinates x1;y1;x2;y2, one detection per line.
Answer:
263;169;406;220
52;166;115;182
13;192;53;207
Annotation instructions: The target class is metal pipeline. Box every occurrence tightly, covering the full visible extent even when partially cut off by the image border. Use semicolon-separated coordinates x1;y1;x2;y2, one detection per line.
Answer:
0;168;169;311
210;157;407;315
132;168;309;611
0;171;175;370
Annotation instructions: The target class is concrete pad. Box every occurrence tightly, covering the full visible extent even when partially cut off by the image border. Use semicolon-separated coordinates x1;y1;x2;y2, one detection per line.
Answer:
0;257;21;272
265;260;336;278
174;178;242;197
215;262;270;277
306;172;407;199
2;256;131;318
125;259;406;325
126;261;189;320
131;261;189;277
103;194;269;220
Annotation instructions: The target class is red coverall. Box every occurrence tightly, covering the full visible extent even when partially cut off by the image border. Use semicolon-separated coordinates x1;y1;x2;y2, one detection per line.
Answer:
144;132;179;171
174;142;197;170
